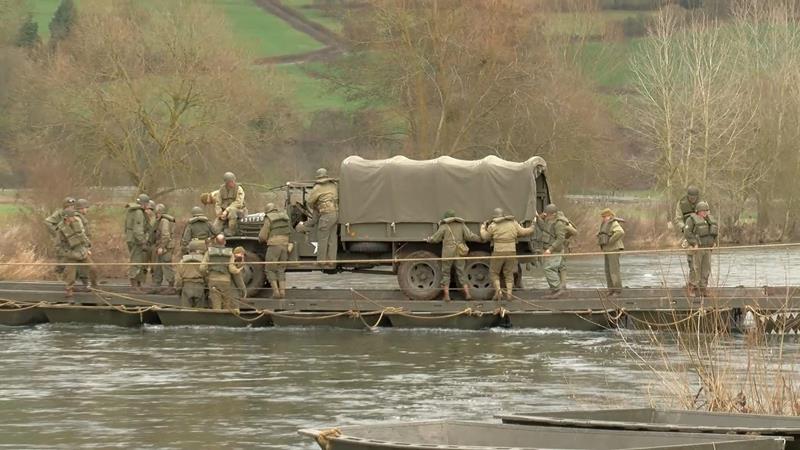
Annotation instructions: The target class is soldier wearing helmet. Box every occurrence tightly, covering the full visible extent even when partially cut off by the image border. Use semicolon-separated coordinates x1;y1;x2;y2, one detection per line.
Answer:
44;196;77;278
55;210;91;299
149;203;176;294
74;199;98;291
258;202;293;298
199;234;243;310
214;172;246;236
597;208;625;296
426;209;482;301
124;193;151;292
298;168;339;271
175;239;208;308
537;204;577;298
181;206;215;254
480;207;534;301
674;186;704;288
683;201;718;296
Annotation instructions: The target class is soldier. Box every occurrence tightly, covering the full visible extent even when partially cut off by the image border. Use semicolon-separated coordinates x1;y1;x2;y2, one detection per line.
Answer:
480;208;533;301
683;201;718;296
674;186;702;285
150;204;176;295
199;234;243;310
55;210;91;299
44;197;76;278
258;203;292;298
181;206;215;254
539;204;574;299
124;194;150;293
597;208;625;296
174;240;208;308
74;199;98;291
426;210;482;301
214;172;246;236
300;168;339;270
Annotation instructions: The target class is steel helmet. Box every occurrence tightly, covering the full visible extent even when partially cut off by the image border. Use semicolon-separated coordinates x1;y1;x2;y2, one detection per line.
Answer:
544;204;558;214
191;206;204;216
695;201;710;212
136;193;150;205
687;186;700;197
223;172;236;182
76;198;89;209
155;203;167;214
264;202;276;213
63;197;76;208
493;208;505;218
316;168;328;179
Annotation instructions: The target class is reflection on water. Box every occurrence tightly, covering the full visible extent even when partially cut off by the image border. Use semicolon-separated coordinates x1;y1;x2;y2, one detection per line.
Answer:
2;324;800;449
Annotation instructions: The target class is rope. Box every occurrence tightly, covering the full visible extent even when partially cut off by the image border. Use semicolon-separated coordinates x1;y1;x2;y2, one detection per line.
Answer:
0;298;46;312
8;241;800;267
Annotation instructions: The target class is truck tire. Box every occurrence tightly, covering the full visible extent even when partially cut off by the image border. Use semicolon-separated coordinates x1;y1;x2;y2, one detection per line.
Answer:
397;250;442;300
347;242;391;254
241;250;266;298
465;251;494;300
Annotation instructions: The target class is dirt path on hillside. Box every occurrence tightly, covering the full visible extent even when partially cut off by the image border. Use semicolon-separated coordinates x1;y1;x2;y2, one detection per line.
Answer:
252;0;347;65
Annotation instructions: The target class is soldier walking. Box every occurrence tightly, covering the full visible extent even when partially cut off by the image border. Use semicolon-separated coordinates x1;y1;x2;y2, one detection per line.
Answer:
674;186;702;287
214;172;246;236
56;210;91;299
539;204;574;299
683;201;718;296
44;197;76;279
124;194;150;293
597;208;625;295
258;203;292;299
303;168;339;270
175;240;208;308
74;199;99;291
181;206;215;254
426;210;482;301
200;234;243;310
150;204;176;295
480;208;533;301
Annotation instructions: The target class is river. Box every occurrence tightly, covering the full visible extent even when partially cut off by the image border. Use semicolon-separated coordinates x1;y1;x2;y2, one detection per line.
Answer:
1;248;799;449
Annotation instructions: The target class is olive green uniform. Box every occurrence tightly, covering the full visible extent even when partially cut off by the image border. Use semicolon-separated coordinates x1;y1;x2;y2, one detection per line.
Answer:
258;210;292;285
684;213;718;289
674;196;702;283
307;178;338;268
214;184;246;235
56;218;90;296
175;253;207;308
480;216;533;293
75;211;98;288
124;203;149;283
540;214;570;290
597;218;625;291
200;245;242;310
152;214;176;287
180;216;215;254
45;208;69;276
428;217;481;287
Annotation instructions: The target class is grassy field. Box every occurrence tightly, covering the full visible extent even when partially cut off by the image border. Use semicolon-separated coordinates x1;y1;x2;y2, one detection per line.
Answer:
28;0;61;38
275;63;356;114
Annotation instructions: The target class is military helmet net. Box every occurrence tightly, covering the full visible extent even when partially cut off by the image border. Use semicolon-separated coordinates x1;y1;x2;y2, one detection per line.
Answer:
223;172;236;182
695;201;710;212
544;204;558;214
687;186;700;196
137;193;150;204
191;206;204;216
63;197;76;208
187;239;205;252
76;198;89;209
316;168;328;179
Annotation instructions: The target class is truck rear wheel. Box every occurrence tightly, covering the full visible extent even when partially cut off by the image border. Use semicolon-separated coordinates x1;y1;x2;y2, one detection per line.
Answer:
397;250;442;300
465;251;494;300
241;250;266;298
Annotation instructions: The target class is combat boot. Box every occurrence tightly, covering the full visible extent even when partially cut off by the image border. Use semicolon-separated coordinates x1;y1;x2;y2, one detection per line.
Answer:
278;281;286;299
64;286;74;299
147;285;161;295
544;289;565;299
130;279;144;294
491;281;503;301
462;284;472;301
504;287;513;301
160;287;177;296
442;288;451;302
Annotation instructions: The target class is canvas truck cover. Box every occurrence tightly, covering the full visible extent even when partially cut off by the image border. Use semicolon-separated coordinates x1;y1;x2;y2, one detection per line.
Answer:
339;155;547;224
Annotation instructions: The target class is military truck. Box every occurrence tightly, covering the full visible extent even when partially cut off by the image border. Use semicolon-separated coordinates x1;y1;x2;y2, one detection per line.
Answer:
228;155;550;300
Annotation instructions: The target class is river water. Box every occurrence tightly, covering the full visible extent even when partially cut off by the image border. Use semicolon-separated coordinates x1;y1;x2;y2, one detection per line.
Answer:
2;248;800;449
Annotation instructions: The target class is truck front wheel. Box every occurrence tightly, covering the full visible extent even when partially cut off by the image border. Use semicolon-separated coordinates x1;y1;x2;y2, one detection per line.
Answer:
241;250;266;298
397;250;442;300
465;251;494;300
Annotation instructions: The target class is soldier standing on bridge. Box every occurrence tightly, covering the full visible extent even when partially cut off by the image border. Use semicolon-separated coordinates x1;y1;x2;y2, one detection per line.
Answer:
540;204;576;299
200;234;243;310
674;186;702;287
44;197;76;279
597;208;625;296
175;240;208;308
181;206;215;254
124;194;150;293
480;208;533;301
214;172;246;236
683;201;718;297
75;199;98;291
301;168;339;271
427;210;483;301
258;203;292;299
150;204;176;295
56;210;91;299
